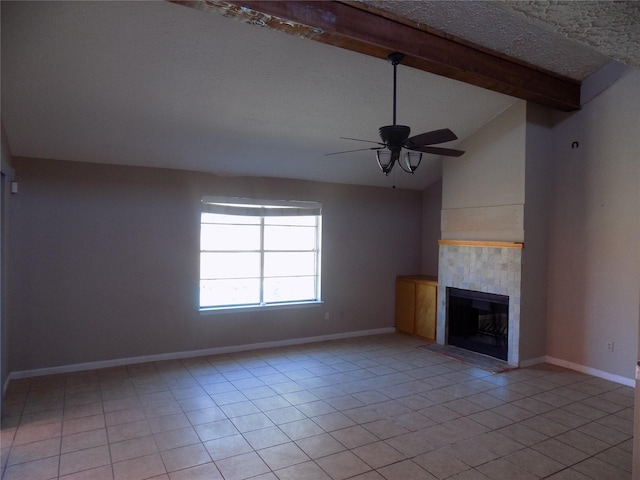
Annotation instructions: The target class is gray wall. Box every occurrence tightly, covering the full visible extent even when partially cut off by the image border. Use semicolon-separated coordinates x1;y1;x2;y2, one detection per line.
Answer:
1;125;14;396
436;78;639;376
421;180;442;276
7;158;422;373
546;68;640;379
520;104;553;361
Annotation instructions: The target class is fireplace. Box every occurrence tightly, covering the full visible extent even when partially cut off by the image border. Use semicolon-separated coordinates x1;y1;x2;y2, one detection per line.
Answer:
447;288;509;361
437;241;522;366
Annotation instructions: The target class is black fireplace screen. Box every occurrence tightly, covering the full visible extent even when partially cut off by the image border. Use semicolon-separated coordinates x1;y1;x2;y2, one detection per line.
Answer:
447;287;509;361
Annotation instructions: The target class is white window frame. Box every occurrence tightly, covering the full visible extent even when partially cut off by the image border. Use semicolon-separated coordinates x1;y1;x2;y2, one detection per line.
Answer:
199;196;322;311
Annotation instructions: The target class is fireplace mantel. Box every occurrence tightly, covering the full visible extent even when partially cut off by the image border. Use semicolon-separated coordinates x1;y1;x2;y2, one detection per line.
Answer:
438;240;524;249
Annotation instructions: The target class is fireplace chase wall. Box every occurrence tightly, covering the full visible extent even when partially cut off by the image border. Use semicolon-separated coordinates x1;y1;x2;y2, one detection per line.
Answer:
437;241;522;366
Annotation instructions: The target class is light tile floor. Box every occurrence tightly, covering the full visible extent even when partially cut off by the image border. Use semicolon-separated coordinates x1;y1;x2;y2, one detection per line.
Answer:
0;333;634;480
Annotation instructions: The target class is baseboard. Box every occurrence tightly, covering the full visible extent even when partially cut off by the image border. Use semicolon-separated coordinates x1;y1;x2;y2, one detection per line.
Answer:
545;355;635;387
511;355;634;387
7;330;634;389
518;356;547;368
6;327;396;382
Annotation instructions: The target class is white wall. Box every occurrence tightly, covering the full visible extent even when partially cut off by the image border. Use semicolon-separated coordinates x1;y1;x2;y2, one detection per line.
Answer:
441;101;527;241
546;68;640;380
7;158;422;373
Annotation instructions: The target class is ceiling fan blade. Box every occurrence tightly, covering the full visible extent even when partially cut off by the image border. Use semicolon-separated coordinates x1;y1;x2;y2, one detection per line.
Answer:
325;146;383;156
409;145;465;157
406;128;458;147
340;136;385;146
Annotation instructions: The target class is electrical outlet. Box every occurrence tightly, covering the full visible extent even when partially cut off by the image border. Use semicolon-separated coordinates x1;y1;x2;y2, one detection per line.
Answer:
606;341;614;352
324;312;330;320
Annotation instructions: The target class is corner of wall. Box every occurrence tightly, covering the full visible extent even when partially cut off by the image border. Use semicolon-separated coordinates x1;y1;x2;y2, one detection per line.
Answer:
518;103;554;362
421;180;442;276
1;124;15;176
580;60;629;106
0;121;14;410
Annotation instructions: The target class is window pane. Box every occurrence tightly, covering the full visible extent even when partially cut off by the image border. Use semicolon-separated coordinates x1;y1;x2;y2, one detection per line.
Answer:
200;279;260;307
201;224;260;251
200;199;321;309
264;225;316;251
202;213;261;225
264;276;316;303
264;215;317;226
264;252;316;277
201;252;260;279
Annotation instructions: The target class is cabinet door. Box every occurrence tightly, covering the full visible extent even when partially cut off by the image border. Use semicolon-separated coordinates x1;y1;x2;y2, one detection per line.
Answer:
395;280;415;334
414;283;437;340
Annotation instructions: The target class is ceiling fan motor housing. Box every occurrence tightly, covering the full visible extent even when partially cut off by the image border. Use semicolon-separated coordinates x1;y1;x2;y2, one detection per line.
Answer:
379;125;411;147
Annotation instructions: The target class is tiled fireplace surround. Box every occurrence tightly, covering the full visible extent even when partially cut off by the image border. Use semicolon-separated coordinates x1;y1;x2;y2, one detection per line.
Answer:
437;242;522;366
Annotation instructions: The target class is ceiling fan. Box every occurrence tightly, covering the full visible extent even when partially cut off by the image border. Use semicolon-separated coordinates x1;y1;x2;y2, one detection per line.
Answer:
327;52;465;176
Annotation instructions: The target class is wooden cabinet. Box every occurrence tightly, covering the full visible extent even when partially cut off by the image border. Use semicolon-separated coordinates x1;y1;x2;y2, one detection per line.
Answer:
395;276;437;341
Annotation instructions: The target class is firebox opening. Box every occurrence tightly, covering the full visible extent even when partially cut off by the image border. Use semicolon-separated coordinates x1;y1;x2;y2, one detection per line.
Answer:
447;287;509;361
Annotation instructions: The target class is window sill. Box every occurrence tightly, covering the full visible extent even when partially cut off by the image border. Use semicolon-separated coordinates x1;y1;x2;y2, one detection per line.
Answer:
199;300;323;315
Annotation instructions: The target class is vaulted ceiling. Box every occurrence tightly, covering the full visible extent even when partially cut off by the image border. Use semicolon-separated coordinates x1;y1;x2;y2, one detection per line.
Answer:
2;1;637;190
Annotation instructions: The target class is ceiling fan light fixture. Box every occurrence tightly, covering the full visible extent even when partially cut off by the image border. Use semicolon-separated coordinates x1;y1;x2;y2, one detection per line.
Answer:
399;150;422;174
326;51;464;177
376;148;395;176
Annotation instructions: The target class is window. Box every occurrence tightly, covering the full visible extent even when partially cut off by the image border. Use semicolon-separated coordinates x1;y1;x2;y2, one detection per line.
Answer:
200;197;322;310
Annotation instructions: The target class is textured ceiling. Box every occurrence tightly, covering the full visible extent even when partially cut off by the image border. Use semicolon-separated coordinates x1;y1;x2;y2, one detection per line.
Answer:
497;0;640;69
362;0;639;80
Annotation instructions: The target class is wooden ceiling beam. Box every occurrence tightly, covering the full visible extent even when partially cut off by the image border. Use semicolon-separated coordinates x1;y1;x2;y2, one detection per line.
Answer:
172;0;581;111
